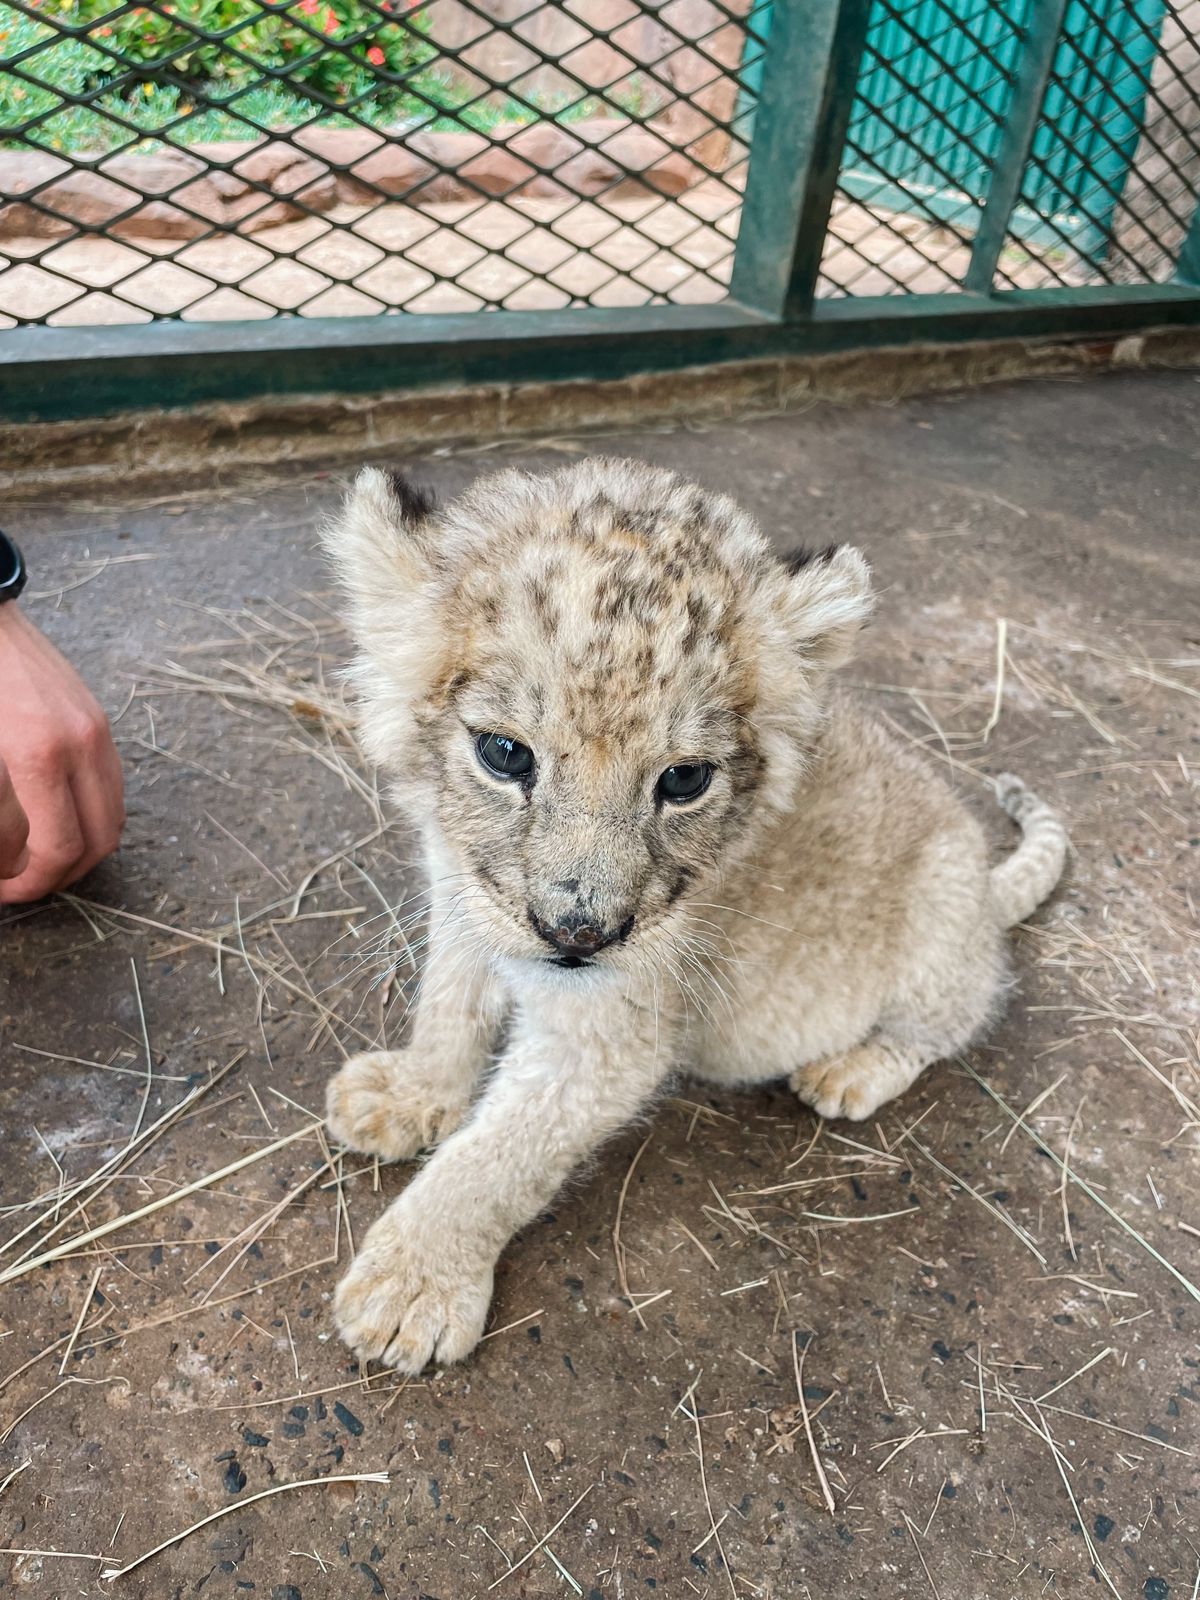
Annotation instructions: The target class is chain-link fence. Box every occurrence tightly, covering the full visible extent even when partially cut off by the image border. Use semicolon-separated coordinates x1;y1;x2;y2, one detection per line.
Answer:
1;0;1197;406
0;0;762;325
819;0;1199;295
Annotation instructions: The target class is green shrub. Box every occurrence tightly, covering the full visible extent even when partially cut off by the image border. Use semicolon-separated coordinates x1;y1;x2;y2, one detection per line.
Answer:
0;0;618;152
23;0;433;108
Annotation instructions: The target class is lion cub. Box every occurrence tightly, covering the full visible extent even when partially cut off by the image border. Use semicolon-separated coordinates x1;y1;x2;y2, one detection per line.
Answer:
323;458;1067;1374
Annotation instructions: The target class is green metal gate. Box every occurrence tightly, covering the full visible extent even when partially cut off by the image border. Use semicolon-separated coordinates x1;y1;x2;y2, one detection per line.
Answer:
840;0;1167;260
0;0;1197;421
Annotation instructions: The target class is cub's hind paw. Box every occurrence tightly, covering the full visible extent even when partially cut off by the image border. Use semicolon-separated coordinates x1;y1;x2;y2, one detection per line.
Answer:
791;1041;923;1122
325;1051;467;1162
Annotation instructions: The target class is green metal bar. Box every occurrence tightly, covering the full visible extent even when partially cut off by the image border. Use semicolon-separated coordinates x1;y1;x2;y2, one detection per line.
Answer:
965;0;1072;294
3;287;1199;424
0;305;769;424
1177;199;1200;288
730;0;873;319
811;282;1200;331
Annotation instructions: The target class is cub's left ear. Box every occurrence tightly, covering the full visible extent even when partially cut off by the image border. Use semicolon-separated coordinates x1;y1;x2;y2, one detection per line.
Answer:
778;544;874;671
322;466;437;619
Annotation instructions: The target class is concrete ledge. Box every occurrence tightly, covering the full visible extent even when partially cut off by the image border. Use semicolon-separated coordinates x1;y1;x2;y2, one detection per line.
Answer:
4;325;1199;497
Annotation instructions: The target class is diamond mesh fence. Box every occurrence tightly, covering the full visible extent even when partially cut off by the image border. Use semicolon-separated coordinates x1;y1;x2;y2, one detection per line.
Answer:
819;0;1027;295
818;0;1200;296
998;0;1200;287
0;0;1197;329
0;0;762;326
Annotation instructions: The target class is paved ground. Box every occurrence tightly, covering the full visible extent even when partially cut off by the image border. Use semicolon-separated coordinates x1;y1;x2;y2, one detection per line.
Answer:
1;369;1198;1599
0;190;1077;326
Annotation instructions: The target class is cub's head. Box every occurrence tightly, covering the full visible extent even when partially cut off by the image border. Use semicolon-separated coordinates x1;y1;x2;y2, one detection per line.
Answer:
326;458;871;982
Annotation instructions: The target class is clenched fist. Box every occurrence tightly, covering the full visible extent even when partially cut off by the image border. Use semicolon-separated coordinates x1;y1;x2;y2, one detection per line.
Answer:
0;603;125;903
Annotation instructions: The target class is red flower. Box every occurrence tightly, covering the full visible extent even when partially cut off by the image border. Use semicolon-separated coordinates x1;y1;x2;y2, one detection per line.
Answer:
298;0;317;12
322;6;338;31
366;44;384;64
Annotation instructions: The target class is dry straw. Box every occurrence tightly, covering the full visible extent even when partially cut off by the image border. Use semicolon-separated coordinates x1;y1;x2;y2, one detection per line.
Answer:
103;1472;389;1581
0;1124;315;1286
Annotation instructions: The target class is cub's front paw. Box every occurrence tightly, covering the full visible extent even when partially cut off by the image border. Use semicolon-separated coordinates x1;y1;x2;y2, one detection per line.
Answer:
791;1041;918;1122
325;1051;468;1162
333;1218;493;1374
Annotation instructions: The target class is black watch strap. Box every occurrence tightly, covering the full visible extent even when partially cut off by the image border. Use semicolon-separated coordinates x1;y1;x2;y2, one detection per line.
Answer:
0;530;26;604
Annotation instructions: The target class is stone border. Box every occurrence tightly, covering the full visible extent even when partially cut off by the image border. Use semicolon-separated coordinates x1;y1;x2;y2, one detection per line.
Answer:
0;117;721;243
5;328;1198;496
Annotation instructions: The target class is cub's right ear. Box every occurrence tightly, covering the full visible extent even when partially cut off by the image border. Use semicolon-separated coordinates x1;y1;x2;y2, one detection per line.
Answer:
322;466;438;619
322;468;447;744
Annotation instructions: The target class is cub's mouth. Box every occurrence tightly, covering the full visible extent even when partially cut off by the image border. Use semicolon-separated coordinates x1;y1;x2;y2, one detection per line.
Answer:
550;954;592;970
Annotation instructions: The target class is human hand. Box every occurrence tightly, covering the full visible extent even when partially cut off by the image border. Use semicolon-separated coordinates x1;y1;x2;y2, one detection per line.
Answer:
0;755;31;881
0;603;125;903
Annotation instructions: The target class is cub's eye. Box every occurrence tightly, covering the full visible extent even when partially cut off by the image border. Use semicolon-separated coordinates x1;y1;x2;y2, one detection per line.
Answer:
658;762;713;804
476;731;534;781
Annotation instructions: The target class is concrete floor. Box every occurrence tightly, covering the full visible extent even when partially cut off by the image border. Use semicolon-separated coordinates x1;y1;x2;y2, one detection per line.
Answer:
0;190;1075;327
1;370;1198;1599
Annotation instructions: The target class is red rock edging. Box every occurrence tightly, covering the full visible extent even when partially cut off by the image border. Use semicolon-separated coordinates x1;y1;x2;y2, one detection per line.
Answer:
0;117;731;242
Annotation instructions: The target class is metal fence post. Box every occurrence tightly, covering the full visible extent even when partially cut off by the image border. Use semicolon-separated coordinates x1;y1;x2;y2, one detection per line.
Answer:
729;0;873;322
965;0;1071;294
1177;201;1200;286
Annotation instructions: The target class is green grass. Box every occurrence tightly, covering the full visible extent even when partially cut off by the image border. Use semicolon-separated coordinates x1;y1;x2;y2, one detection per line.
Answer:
0;4;664;156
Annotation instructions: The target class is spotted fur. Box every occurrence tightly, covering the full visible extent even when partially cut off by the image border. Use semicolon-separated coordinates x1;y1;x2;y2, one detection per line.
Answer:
321;457;1068;1374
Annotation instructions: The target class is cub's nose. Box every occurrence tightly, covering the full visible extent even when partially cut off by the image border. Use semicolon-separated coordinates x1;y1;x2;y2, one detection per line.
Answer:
529;908;633;959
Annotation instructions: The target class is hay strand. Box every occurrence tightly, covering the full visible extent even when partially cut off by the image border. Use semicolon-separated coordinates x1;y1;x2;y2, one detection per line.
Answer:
962;1063;1200;1304
0;1124;315;1286
102;1471;388;1581
792;1333;836;1516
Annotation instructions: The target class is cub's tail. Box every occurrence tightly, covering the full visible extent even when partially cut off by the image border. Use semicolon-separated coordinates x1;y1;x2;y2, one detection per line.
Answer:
989;773;1069;929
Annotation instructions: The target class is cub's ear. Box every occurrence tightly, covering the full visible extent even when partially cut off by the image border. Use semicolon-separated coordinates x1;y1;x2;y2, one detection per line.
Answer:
323;470;447;767
322;466;437;618
777;543;873;672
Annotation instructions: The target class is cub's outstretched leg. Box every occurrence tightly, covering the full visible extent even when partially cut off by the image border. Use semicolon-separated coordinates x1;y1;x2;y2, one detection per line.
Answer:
333;993;673;1372
326;881;502;1162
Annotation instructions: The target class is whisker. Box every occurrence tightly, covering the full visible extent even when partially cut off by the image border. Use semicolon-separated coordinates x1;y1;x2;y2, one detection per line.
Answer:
689;900;805;937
